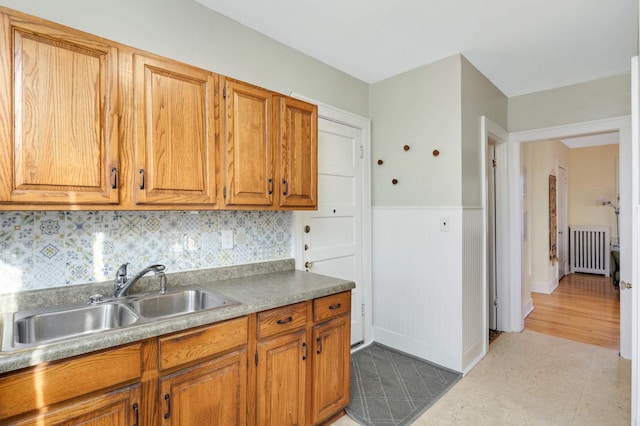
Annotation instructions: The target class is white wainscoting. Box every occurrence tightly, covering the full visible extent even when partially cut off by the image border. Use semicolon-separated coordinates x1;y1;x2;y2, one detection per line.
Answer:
462;208;485;373
372;206;467;372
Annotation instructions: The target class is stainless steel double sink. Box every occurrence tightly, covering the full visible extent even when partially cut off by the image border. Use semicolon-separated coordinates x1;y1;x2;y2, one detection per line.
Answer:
1;288;239;352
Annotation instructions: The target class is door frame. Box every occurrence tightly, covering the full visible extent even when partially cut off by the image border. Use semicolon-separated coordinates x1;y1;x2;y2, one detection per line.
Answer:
509;116;632;355
556;165;568;278
290;93;373;347
481;117;509;335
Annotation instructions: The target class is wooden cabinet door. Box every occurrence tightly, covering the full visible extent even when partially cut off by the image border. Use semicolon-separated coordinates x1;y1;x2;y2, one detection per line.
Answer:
159;350;247;425
133;54;217;205
311;316;350;424
256;330;307;426
278;97;317;208
0;13;119;204
223;79;274;206
11;385;140;426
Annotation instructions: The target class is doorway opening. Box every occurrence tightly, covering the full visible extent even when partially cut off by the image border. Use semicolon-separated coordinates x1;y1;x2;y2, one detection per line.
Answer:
520;133;620;350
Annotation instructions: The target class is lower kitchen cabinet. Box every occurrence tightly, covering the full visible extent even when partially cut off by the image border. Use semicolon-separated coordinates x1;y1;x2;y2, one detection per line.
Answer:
311;315;351;424
159;349;247;425
11;384;141;426
256;330;308;426
0;292;352;426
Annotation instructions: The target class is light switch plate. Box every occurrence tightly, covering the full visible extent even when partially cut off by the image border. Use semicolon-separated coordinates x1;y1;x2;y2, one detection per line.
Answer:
221;230;234;249
440;217;450;232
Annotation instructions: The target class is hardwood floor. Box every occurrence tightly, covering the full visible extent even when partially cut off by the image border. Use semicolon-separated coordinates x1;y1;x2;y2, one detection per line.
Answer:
525;273;620;350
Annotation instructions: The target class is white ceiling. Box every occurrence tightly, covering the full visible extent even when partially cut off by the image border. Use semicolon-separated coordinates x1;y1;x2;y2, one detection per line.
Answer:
195;0;637;97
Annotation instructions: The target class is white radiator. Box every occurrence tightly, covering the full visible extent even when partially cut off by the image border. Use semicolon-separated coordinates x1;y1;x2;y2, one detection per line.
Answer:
569;226;610;276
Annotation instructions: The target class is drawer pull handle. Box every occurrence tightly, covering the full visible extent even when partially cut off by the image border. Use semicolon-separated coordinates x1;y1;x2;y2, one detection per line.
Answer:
164;394;171;419
133;402;139;426
329;303;342;310
268;178;274;195
302;342;308;360
283;179;289;196
316;337;323;354
277;316;293;325
139;169;145;190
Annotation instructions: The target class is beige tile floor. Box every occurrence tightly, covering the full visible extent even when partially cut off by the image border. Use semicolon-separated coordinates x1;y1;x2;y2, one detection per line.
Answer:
333;330;631;425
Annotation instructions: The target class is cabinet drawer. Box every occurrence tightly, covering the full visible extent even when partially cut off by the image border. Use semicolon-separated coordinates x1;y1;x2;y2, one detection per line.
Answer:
159;316;248;371
257;302;307;339
0;343;142;419
313;291;351;323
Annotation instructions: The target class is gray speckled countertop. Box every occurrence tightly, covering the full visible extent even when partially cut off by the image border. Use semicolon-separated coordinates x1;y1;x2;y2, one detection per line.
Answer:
0;260;354;374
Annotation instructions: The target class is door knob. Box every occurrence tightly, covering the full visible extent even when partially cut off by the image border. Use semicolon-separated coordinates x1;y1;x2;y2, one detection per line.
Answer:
305;261;313;269
621;281;632;290
304;225;311;233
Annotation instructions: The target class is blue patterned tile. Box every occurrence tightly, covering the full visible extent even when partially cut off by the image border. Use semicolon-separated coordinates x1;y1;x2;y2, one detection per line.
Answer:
0;210;293;294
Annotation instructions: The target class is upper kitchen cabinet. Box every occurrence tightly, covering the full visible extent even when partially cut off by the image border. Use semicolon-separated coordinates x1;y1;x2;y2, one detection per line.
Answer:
0;11;120;205
277;96;317;209
222;78;274;207
132;53;217;205
222;78;318;210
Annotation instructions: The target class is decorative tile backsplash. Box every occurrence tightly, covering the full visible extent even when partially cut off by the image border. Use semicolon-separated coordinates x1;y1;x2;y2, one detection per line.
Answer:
0;210;292;294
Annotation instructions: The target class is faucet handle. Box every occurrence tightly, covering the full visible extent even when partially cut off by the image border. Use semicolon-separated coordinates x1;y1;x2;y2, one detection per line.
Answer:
115;263;129;286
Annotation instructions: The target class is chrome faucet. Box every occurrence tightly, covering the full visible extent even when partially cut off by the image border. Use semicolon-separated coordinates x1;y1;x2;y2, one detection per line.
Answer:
114;263;166;297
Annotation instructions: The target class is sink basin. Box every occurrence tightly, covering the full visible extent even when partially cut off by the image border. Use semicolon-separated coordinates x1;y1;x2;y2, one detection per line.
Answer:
3;302;139;350
1;287;239;352
128;289;238;319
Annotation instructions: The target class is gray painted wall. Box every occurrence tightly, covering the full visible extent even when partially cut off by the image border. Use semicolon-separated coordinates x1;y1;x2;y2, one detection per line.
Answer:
0;0;369;117
370;55;462;206
461;56;508;207
508;73;631;132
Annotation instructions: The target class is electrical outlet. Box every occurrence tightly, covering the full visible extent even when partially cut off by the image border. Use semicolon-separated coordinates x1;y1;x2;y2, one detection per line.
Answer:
440;217;450;232
221;230;234;249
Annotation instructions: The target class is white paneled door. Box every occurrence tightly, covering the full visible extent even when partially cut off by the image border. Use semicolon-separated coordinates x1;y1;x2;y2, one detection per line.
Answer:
298;118;365;346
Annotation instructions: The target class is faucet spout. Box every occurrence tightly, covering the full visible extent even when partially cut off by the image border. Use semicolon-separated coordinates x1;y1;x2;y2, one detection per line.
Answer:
114;264;166;298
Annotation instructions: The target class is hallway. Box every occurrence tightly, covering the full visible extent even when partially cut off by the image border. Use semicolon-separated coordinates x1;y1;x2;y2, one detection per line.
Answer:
525;273;620;350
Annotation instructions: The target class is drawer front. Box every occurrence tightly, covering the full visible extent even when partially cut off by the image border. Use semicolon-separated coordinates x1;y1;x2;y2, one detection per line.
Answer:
0;343;142;420
313;291;351;323
159;316;248;371
257;302;307;339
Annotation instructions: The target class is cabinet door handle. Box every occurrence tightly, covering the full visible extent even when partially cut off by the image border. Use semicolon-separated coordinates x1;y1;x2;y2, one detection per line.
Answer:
277;316;293;325
283;179;288;196
329;303;342;310
111;167;118;189
268;178;274;195
316;337;322;355
139;169;145;190
133;402;139;426
164;394;171;419
302;342;308;360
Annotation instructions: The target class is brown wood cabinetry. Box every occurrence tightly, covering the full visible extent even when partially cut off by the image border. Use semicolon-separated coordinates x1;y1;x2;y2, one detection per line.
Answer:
0;11;120;205
311;291;351;425
159;350;247;425
221;79;318;210
253;293;351;425
222;79;274;207
255;303;309;425
0;6;317;211
132;53;217;205
11;385;141;426
0;293;350;425
277;96;318;209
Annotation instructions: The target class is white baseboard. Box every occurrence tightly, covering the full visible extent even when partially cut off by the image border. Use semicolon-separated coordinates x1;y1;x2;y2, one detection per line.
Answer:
531;277;558;294
523;298;534;318
373;326;461;373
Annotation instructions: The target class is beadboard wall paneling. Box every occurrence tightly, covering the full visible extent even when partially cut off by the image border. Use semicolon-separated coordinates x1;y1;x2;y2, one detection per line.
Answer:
462;207;485;372
0;210;292;294
372;206;463;372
